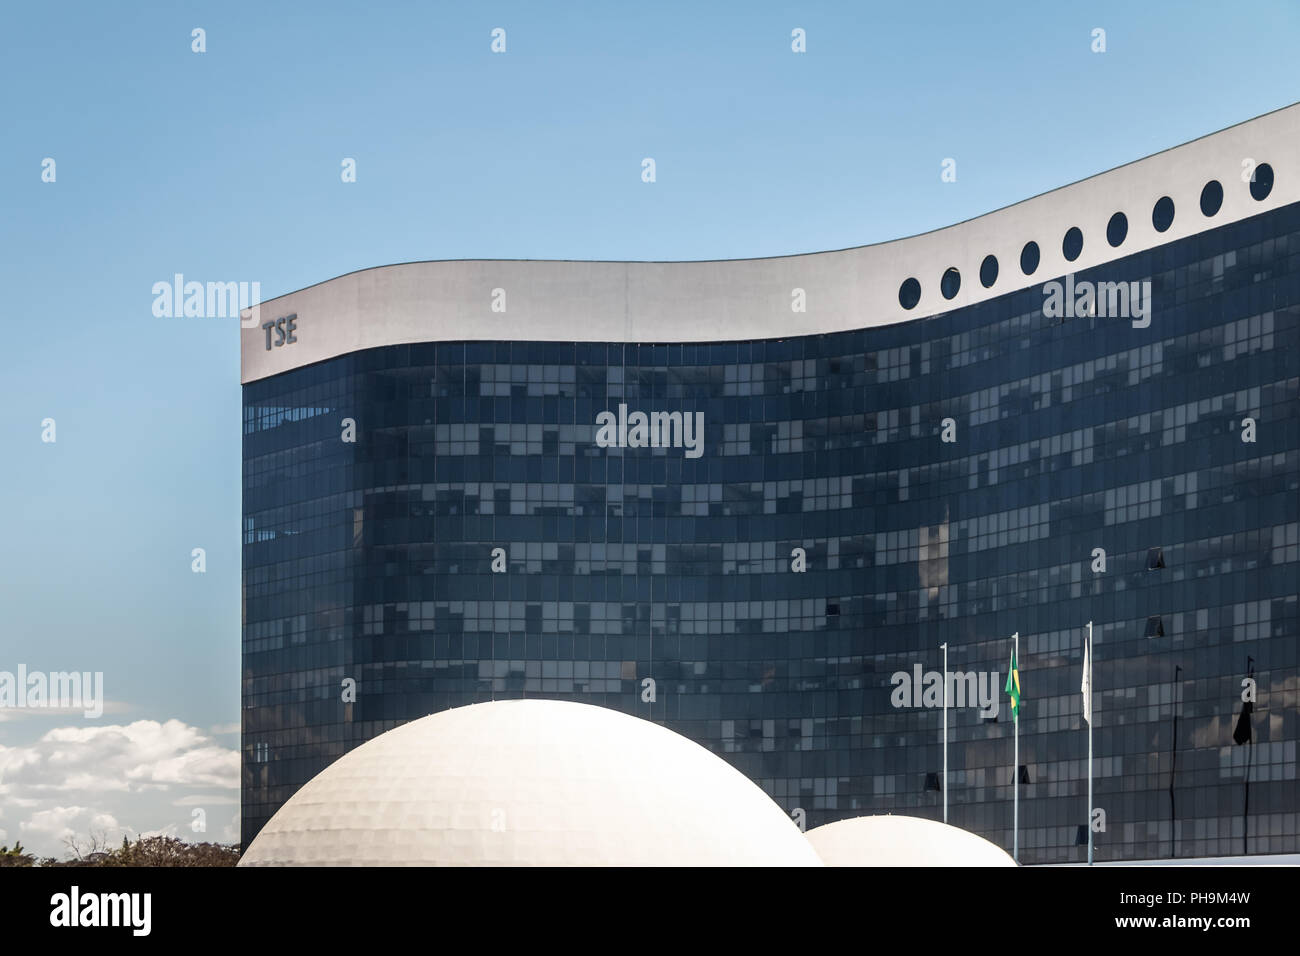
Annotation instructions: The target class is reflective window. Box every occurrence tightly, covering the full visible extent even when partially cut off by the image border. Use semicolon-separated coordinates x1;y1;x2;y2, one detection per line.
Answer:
1201;179;1224;216
940;267;961;300
1152;195;1175;232
1250;162;1274;201
243;200;1300;863
899;277;922;309
980;254;999;288
1020;241;1040;275
1063;226;1084;261
1106;212;1128;247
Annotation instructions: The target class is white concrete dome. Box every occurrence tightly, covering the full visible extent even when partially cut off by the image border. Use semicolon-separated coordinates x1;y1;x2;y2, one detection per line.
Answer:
806;814;1017;866
239;699;821;866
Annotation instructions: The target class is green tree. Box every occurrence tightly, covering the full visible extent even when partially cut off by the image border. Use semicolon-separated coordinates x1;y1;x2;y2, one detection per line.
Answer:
25;834;239;867
0;842;36;867
102;835;239;867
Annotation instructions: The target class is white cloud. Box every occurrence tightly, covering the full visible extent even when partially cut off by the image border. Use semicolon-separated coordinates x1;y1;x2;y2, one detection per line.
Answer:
0;719;239;859
7;719;237;793
0;699;131;722
171;794;239;806
21;806;124;850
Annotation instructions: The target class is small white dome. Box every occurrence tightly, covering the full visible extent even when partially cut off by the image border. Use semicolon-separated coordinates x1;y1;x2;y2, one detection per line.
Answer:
806;814;1017;866
240;699;821;866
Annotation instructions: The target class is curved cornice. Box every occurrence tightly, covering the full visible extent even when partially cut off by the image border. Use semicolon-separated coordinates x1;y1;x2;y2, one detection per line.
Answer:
242;103;1300;384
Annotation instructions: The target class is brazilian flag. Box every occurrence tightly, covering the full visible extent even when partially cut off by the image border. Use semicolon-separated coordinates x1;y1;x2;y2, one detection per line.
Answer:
1005;648;1021;722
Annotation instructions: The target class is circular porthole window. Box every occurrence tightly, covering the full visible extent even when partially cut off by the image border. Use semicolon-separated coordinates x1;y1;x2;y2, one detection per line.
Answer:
1106;212;1128;247
1200;180;1223;216
940;267;961;300
1020;241;1040;275
1152;196;1175;233
979;254;999;288
1062;226;1084;262
898;277;921;310
1249;163;1274;201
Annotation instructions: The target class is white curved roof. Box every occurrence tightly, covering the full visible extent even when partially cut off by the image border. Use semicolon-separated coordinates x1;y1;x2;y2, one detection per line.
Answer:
243;104;1300;383
806;814;1016;866
239;699;822;866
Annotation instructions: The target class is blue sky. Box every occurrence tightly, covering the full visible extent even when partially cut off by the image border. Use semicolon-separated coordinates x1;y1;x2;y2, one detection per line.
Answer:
0;0;1296;856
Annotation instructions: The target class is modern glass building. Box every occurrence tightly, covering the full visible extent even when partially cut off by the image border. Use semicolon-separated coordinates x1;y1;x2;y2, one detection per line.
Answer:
241;106;1299;862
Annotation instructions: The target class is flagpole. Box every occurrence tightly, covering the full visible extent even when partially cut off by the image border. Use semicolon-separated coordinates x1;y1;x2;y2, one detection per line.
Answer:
1087;621;1094;867
1013;631;1019;864
1243;656;1254;856
941;642;948;824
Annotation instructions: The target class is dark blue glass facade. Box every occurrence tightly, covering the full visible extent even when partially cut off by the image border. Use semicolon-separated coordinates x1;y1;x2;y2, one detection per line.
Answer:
243;201;1300;861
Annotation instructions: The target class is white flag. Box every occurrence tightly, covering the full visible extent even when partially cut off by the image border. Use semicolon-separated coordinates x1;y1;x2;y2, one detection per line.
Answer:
1081;633;1092;725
